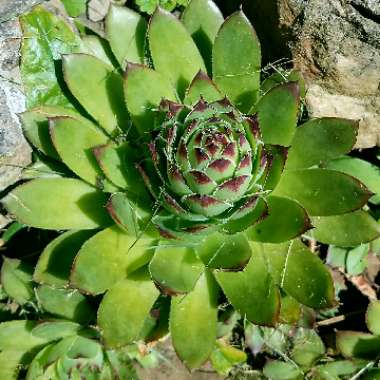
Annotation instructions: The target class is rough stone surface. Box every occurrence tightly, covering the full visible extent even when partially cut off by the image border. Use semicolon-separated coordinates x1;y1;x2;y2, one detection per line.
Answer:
0;19;31;191
0;0;44;22
247;0;380;149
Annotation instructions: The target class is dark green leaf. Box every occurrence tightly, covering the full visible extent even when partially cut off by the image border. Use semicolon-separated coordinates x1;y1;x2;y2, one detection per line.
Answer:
336;331;380;359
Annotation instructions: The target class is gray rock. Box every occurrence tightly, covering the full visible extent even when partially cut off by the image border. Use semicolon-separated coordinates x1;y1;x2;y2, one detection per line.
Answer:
0;0;45;22
0;18;31;191
244;0;380;149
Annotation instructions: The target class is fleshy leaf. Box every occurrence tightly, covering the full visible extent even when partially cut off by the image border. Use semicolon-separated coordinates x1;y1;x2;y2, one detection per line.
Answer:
61;0;87;17
262;240;335;309
105;4;147;67
247;196;311;243
197;232;252;270
312;211;380;247
256;82;299;146
170;271;218;369
31;321;81;341
50;116;108;186
70;226;154;295
36;285;93;324
184;71;222;105
81;35;114;66
214;244;280;325
326;156;380;204
124;64;177;134
263;361;303;380
336;331;380;359
148;8;206;99
34;230;94;286
63;54;129;133
2;178;111;230
20;106;80;159
98;269;159;347
1;258;34;305
210;341;247;376
286;118;358;169
149;244;204;294
366;300;380;335
20;6;82;108
273;169;371;216
212;11;261;113
181;0;224;74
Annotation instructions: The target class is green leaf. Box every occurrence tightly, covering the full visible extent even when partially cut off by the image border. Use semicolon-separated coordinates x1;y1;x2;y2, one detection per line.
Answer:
279;295;301;324
0;350;26;380
256;82;299;146
212;11;261;113
247;196;311;243
2;178;111;230
291;329;325;369
106;4;147;67
261;70;306;98
20;106;79;159
366;300;380;335
34;230;94;286
61;0;87;17
314;360;367;379
184;71;222;105
181;0;224;74
124;64;177;134
63;54;129;133
0;222;25;243
98;269;159;347
50;116;108;185
1;258;34;305
81;35;114;66
273;169;371;216
312;211;380;247
361;370;380;380
336;331;380;359
197;232;252;270
286;118;358;169
326;156;380;204
346;244;369;275
210;341;247;376
149;8;206;99
263;361;303;380
20;6;82;109
32;321;81;341
149;244;204;294
70;226;154;295
36;285;93;324
215;244;280;325
170;271;218;369
262;240;335;308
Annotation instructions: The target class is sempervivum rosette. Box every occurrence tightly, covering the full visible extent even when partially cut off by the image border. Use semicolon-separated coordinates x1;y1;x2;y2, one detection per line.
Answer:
0;0;379;375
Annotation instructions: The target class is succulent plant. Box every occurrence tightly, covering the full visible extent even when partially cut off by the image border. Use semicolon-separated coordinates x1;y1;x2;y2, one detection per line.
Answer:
2;0;380;374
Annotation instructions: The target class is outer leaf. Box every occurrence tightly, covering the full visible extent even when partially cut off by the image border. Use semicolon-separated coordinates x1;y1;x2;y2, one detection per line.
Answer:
197;232;252;270
50;116;108;185
181;0;224;73
124;64;177;134
61;0;87;17
262;240;335;308
2;178;111;230
20;105;79;159
70;226;154;295
1;258;34;305
256;82;299;146
366;300;380;335
312;211;380;247
286;118;358;169
273;169;371;216
34;230;94;286
36;285;93;324
0;351;26;380
81;35;114;66
20;6;82;108
98;270;159;347
247;196;311;243
184;71;222;105
326;156;380;204
63;54;129;133
149;8;206;98
215;244;280;325
212;11;261;113
106;4;147;67
170;271;218;369
32;321;81;341
149;244;204;294
336;331;380;359
263;361;303;380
